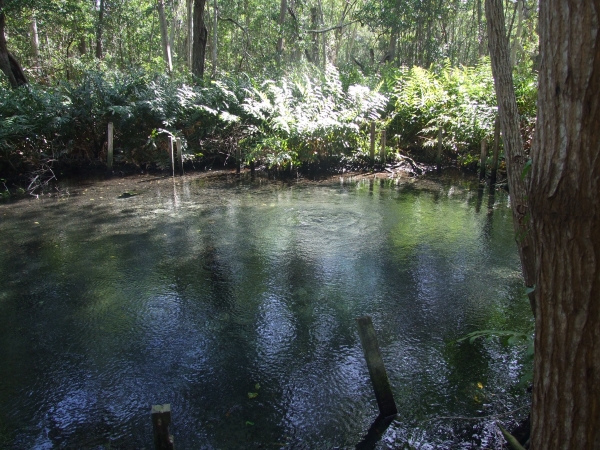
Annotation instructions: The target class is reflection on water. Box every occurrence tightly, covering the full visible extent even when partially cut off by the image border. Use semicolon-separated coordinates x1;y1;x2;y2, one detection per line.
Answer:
0;172;531;449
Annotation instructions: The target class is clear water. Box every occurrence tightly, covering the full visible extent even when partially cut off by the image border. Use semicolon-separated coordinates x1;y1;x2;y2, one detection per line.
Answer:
0;172;531;449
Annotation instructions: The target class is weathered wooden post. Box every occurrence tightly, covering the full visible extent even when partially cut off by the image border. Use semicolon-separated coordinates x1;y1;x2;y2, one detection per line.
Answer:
380;129;386;164
436;126;443;172
107;122;114;170
175;138;184;176
236;147;241;175
490;116;500;186
250;160;256;179
356;316;398;418
370;122;376;161
169;137;175;178
151;404;174;450
479;138;488;181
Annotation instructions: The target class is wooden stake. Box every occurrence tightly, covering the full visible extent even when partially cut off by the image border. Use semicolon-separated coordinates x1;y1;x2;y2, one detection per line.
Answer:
236;147;241;174
356;316;397;418
436;126;443;171
370;122;376;161
151;404;174;450
170;137;175;178
175;138;184;176
479;138;488;181
490;116;500;186
380;130;386;164
107;122;114;169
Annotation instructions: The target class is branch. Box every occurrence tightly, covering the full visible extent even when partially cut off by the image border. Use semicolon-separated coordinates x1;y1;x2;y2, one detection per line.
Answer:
306;19;361;34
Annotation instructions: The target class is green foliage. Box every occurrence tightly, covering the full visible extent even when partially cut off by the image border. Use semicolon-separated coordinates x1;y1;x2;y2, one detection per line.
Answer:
241;64;388;168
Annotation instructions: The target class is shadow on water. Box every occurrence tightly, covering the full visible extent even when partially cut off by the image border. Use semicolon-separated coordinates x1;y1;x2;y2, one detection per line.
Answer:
355;414;396;450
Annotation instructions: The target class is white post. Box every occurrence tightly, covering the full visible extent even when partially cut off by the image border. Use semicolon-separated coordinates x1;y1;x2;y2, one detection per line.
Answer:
175;138;183;176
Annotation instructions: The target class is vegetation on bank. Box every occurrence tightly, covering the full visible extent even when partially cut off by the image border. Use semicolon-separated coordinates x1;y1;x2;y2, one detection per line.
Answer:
0;59;537;183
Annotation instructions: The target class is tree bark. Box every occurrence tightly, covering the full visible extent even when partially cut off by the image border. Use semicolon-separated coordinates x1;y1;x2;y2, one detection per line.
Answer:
528;1;600;448
0;0;27;88
30;13;40;70
192;0;208;79
485;0;536;313
211;0;217;77
157;0;173;72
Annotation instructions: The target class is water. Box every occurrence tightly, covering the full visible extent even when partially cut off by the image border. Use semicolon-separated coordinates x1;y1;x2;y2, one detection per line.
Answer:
0;172;531;449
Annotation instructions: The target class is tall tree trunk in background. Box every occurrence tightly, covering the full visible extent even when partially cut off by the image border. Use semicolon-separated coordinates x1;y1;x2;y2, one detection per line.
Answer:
485;0;536;314
309;6;319;65
192;0;208;79
187;0;193;67
529;1;600;447
96;0;105;59
0;0;27;87
157;0;173;72
477;0;485;57
276;0;287;62
211;0;217;77
510;0;522;66
30;13;40;71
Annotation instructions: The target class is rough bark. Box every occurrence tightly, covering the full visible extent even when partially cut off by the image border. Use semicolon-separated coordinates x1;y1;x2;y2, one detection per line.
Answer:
157;0;173;72
485;0;536;313
30;13;40;69
529;1;600;448
187;0;193;67
211;0;217;77
0;0;27;88
192;0;208;79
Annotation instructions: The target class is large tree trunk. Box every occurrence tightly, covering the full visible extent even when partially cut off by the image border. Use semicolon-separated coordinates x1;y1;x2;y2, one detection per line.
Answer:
276;0;287;62
0;0;27;88
211;0;217;77
485;0;536;313
30;13;40;71
157;0;173;72
192;0;208;79
528;1;600;448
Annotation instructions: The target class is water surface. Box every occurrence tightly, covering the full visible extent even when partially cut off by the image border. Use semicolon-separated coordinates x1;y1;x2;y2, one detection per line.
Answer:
0;172;531;449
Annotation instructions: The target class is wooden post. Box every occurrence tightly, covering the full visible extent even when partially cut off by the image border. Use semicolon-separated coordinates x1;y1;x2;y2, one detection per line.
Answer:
436;126;443;171
151;404;174;450
107;122;114;169
356;316;398;418
370;122;376;161
490;116;500;186
175;138;184;176
479;138;488;181
236;147;241;174
380;129;386;164
250;160;255;178
169;137;175;178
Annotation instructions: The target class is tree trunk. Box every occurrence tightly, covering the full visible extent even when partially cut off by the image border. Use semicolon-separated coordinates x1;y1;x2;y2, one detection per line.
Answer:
187;0;193;67
96;0;105;59
510;0;523;66
192;0;208;79
485;0;536;314
528;1;600;448
276;0;287;61
30;13;40;70
310;7;319;65
211;0;217;77
157;0;173;72
0;1;27;88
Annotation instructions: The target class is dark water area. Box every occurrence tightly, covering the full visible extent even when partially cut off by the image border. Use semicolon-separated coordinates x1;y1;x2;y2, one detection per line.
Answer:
0;172;531;449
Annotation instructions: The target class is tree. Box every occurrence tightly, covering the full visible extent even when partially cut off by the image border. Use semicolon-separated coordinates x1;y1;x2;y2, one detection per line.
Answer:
528;1;600;447
487;0;600;447
192;0;207;78
0;0;28;87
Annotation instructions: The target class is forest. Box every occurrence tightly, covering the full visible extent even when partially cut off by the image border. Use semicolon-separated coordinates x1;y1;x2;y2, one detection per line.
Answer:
1;0;599;449
1;0;538;189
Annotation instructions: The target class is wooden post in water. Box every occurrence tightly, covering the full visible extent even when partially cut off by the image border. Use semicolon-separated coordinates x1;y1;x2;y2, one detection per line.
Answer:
169;137;175;178
479;138;488;181
370;122;376;161
356;316;398;418
175;138;184;176
107;122;114;169
436;126;443;172
151;404;174;450
490;116;500;186
380;130;386;164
